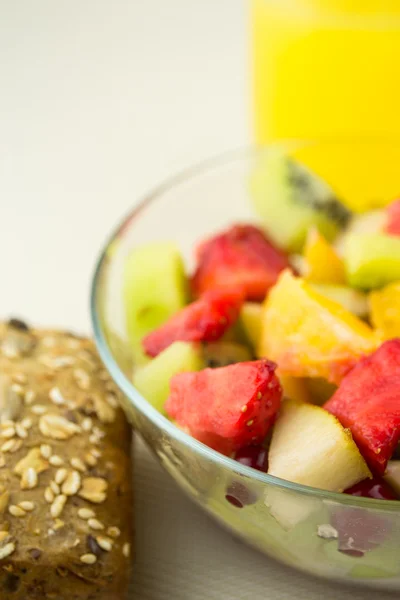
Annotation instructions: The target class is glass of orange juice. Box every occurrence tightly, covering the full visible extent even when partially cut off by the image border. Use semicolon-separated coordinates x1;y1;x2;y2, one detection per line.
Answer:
252;0;400;211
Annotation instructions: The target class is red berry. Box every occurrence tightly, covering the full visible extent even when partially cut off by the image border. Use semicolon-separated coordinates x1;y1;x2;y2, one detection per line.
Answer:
385;198;400;236
234;445;268;472
344;477;398;501
191;224;291;301
143;287;244;357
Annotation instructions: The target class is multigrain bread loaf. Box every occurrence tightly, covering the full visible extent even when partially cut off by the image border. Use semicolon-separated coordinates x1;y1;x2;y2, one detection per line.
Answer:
0;319;133;599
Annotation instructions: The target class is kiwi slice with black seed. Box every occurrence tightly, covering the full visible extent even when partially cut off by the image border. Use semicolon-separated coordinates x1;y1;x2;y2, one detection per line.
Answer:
250;150;351;252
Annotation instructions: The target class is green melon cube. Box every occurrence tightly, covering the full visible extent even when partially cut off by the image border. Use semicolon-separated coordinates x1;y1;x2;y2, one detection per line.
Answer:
133;341;203;415
124;242;188;366
344;233;400;290
238;302;263;350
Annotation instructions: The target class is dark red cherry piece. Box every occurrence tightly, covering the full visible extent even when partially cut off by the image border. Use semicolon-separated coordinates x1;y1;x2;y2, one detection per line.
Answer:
234;445;268;472
344;477;398;501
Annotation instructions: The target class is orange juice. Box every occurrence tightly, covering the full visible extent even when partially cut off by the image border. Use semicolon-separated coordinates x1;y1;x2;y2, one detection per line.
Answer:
252;0;400;211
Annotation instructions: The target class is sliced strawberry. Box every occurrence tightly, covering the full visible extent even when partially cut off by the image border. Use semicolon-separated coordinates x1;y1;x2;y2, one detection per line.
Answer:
142;287;244;357
324;339;400;475
165;359;282;454
385;199;400;236
191;224;290;301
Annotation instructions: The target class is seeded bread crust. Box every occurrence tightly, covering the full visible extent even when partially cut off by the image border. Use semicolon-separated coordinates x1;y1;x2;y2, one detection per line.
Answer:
0;319;132;599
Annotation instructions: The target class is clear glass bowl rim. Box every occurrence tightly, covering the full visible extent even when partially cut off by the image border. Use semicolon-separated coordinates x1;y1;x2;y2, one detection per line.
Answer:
90;144;400;510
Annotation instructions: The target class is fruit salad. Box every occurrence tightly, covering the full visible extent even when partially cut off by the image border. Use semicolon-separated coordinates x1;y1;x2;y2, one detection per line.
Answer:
124;150;400;502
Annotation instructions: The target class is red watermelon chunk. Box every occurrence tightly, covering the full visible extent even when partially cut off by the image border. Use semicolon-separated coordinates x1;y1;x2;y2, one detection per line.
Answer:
165;359;282;454
324;339;400;475
385;199;400;236
191;224;290;301
142;287;244;357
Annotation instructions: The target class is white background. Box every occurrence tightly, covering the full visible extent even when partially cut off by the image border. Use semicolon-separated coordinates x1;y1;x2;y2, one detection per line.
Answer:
0;0;248;331
0;1;393;598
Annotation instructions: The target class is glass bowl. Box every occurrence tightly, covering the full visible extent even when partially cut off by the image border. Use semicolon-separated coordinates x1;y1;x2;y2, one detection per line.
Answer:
91;143;400;590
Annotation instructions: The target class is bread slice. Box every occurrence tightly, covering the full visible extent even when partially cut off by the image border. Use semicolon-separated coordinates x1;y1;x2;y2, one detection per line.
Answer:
0;319;133;599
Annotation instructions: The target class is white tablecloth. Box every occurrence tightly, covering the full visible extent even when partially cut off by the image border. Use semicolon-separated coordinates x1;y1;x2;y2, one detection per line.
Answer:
0;1;396;597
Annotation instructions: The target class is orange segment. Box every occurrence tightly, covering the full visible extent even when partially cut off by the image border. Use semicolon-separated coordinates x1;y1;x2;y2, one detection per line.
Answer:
258;270;379;384
370;282;400;339
303;228;346;284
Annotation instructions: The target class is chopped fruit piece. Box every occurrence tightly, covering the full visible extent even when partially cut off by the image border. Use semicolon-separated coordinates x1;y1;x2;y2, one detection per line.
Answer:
143;287;244;357
370;282;400;339
384;199;400;236
264;487;320;530
258;270;378;384
203;342;252;368
344;233;400;289
124;242;187;365
344;477;398;501
310;284;368;318
220;323;241;343
238;302;262;348
305;378;337;406
191;224;290;301
335;209;386;255
277;371;310;404
250;150;350;252
289;253;307;275
133;342;203;415
268;399;371;491
325;339;400;475
303;229;346;284
383;461;400;496
165;359;282;455
345;210;386;235
234;445;268;472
